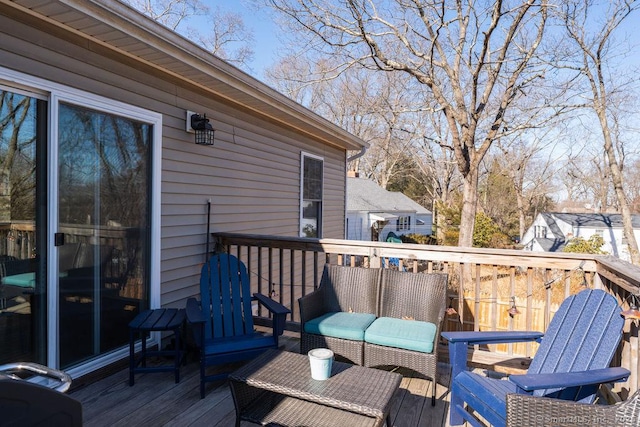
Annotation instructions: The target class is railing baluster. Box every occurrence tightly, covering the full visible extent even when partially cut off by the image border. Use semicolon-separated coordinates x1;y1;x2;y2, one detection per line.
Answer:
268;247;273;299
508;266;516;355
314;252;320;290
278;248;284;306
526;267;534;357
544;268;552;331
257;247;263;317
491;265;498;352
290;249;295;322
474;264;481;333
458;263;465;332
301;250;307;299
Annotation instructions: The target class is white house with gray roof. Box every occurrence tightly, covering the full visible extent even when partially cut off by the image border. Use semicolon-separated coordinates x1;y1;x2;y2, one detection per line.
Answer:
346;177;432;242
521;212;640;261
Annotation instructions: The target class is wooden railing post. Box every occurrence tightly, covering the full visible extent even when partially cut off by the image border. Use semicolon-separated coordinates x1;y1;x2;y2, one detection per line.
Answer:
369;247;381;268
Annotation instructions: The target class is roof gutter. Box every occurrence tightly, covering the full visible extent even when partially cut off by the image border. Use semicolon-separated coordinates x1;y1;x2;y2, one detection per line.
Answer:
347;146;367;162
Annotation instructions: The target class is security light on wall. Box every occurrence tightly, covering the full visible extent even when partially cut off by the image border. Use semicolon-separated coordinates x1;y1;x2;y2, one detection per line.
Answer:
186;110;214;145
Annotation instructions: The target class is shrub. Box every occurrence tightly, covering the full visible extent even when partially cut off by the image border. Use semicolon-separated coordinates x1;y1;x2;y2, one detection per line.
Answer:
473;212;510;248
563;235;607;254
401;233;437;245
443;230;459;246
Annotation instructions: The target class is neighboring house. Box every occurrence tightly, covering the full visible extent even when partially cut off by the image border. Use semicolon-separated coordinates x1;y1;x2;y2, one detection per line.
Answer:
346;177;432;242
521;212;640;261
0;1;365;378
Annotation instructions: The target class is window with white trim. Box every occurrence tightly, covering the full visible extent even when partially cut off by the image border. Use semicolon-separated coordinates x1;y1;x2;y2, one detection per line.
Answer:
534;225;547;238
300;153;323;238
397;216;411;231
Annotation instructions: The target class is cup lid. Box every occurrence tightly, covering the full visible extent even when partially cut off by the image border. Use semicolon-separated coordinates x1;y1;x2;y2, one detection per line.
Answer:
308;348;333;359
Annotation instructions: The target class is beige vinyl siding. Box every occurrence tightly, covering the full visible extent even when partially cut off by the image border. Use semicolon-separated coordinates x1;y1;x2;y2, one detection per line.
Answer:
0;12;348;307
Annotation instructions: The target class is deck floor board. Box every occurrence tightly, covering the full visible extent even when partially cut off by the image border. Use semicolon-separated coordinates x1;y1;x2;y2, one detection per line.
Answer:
72;333;453;426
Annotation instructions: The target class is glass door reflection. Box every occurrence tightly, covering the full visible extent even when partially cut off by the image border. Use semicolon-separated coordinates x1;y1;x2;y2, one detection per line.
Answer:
0;89;46;365
57;102;151;368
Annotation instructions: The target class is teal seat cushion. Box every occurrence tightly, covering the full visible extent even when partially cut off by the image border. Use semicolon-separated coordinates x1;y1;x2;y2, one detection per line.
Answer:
304;312;376;341
364;317;437;353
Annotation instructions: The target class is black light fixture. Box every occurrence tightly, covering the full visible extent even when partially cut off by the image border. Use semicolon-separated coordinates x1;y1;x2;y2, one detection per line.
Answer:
187;111;214;145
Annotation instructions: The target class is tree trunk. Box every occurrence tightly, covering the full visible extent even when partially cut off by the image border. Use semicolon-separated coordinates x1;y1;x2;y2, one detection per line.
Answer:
599;113;640;264
517;191;526;241
458;168;479;247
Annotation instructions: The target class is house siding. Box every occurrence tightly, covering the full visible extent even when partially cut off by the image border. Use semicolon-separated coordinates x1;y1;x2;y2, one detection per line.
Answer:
0;13;348;309
347;212;368;241
415;213;433;236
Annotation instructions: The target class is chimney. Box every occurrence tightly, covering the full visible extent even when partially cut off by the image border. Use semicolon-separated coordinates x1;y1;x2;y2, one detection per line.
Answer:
347;170;359;178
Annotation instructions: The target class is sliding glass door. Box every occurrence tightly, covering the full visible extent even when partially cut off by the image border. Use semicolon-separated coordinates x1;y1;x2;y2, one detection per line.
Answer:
0;70;156;372
57;102;151;368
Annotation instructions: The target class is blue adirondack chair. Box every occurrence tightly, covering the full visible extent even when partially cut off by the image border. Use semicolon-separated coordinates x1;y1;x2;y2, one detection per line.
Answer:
442;289;630;427
186;253;290;398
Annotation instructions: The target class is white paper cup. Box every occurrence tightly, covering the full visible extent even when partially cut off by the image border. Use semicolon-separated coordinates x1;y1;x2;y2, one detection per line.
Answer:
308;348;334;380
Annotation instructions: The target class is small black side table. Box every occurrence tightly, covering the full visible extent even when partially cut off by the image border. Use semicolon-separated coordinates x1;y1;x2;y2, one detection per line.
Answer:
128;308;186;386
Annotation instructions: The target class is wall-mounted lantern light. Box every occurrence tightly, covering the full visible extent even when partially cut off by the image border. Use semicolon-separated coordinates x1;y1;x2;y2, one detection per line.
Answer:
186;110;214;145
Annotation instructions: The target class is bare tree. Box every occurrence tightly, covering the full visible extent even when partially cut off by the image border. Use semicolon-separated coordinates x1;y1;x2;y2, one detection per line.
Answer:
267;0;549;247
625;157;640;212
125;0;203;30
494;131;562;238
188;7;255;68
267;56;428;189
557;0;640;264
563;147;612;211
0;93;35;222
125;0;255;69
358;73;433;188
413;116;462;242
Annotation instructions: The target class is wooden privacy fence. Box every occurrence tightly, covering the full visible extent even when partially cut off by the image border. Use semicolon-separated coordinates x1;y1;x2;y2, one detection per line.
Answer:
452;291;559;358
212;232;640;397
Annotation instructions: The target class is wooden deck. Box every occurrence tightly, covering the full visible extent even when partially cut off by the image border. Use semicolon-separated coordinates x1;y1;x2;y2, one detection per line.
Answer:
70;332;453;426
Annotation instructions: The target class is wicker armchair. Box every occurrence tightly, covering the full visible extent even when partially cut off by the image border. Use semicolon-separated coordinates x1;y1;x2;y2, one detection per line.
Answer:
363;269;448;406
506;390;640;427
299;264;381;365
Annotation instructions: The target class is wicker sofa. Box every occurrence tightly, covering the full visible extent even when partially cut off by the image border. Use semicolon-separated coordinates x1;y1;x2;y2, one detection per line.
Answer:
299;264;448;405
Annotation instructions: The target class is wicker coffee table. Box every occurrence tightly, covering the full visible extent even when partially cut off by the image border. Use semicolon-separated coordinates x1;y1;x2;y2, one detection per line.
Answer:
228;349;402;427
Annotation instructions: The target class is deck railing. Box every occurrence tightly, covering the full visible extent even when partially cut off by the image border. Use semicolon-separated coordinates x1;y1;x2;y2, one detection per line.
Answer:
212;232;640;397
